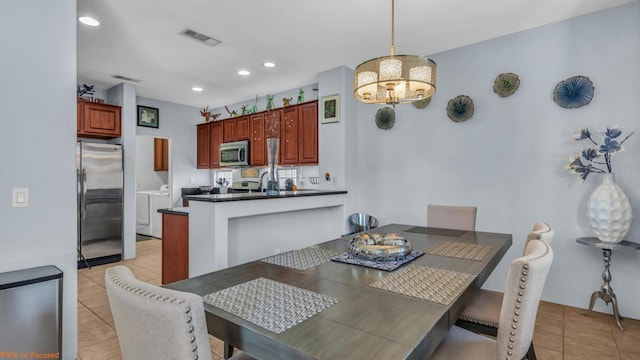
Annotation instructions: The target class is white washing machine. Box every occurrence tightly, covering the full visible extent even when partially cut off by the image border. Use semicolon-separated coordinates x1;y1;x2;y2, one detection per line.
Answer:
136;185;170;238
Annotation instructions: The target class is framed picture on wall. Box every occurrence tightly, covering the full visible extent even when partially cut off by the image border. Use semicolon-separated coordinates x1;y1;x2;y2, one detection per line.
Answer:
321;94;340;124
137;105;159;128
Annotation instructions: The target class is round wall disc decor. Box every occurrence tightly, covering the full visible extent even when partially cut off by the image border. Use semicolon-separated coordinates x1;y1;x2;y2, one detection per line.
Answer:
412;98;431;109
553;75;594;109
375;107;395;130
446;95;474;123
493;73;520;97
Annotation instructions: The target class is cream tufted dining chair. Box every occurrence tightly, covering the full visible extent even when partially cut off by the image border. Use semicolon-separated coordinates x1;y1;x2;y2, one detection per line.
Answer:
427;204;477;231
455;223;553;359
429;238;553;360
105;265;254;360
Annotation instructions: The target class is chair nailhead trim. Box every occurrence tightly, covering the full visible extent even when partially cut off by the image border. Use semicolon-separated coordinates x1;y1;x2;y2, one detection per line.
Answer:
106;268;201;360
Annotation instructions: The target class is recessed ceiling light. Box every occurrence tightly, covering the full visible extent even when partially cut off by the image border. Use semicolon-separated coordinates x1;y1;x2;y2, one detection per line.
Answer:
238;70;250;76
263;62;276;68
192;87;203;92
78;16;100;26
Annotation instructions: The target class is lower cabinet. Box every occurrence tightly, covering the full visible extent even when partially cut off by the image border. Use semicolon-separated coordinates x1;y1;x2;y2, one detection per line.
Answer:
161;213;189;284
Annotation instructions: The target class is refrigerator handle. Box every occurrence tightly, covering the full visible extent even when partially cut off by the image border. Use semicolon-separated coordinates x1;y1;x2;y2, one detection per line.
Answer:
82;169;87;219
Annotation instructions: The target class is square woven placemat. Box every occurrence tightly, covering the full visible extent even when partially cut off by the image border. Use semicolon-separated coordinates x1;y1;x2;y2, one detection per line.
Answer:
203;277;339;334
261;247;341;270
369;264;475;305
426;241;494;261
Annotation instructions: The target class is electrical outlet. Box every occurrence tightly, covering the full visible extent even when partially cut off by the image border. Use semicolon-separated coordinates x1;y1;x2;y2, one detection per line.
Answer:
189;176;195;184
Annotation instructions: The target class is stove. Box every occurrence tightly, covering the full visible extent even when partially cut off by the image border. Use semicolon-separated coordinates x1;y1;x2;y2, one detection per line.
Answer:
230;181;260;193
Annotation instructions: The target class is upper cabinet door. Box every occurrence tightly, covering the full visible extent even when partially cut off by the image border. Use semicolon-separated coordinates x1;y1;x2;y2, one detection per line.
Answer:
280;107;299;165
78;101;121;138
210;121;224;168
298;101;318;164
236;116;250;141
154;138;169;171
223;119;236;143
196;123;211;169
250;113;266;166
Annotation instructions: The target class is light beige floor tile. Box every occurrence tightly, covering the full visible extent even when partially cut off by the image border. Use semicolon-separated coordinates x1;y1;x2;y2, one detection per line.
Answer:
564;337;620;360
78;322;117;348
534;345;563;360
209;335;225;357
564;306;617;349
79;337;121;360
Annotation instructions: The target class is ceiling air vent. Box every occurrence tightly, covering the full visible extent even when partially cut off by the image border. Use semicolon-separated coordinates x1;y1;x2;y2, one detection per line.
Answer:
179;28;221;47
112;74;141;83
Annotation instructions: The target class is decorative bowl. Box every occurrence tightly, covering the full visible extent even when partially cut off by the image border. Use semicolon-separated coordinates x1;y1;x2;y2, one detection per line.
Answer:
348;233;412;261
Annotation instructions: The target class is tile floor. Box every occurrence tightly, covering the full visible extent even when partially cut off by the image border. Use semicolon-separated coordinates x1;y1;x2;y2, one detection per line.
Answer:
78;238;640;360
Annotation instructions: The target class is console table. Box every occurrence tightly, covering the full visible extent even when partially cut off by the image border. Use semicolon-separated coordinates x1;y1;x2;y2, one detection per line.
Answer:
576;237;640;331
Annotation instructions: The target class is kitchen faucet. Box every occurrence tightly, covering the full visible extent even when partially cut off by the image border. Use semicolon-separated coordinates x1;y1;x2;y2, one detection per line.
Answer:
257;171;268;192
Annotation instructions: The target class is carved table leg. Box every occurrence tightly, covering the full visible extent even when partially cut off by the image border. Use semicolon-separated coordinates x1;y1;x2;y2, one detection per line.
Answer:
582;249;624;331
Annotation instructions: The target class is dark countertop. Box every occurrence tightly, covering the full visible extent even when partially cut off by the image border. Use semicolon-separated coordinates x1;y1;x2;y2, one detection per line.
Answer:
183;190;347;202
158;207;189;215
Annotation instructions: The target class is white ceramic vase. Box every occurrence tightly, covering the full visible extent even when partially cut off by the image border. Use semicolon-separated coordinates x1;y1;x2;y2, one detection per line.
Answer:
586;173;633;243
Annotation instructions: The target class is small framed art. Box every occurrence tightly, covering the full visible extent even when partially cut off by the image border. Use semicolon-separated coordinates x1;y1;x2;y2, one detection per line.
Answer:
137;105;159;128
321;94;340;124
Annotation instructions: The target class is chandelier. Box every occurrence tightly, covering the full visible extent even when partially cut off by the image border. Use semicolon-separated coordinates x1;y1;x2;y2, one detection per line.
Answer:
353;0;436;105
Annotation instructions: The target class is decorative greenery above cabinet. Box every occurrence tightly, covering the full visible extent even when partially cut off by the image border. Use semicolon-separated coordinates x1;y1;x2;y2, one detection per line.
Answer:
196;101;318;169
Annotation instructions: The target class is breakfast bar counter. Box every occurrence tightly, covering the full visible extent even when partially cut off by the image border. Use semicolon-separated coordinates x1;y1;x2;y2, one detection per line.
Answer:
186;190;349;277
183;189;347;202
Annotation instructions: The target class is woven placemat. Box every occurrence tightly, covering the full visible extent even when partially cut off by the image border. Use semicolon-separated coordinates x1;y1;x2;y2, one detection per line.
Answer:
426;241;494;261
369;264;475;305
404;226;467;237
330;251;424;271
260;247;341;270
203;277;339;334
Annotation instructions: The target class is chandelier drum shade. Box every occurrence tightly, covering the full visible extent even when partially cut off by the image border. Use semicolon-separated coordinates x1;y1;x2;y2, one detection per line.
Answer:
353;0;436;105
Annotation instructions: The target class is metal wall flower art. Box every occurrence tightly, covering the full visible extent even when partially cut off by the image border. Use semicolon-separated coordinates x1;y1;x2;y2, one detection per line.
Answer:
565;125;634;181
446;95;474;122
553;75;594;109
493;73;520;97
375;107;395;130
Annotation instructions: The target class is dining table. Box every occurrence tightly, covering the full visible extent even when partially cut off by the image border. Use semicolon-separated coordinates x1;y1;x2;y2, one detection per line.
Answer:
165;223;512;360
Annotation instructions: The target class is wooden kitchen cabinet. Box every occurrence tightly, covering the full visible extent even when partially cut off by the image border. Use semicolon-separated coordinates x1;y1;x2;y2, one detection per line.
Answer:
250;113;266;166
298;101;318;164
223;119;236;143
280;106;299;165
154;138;169;171
161;212;189;284
77;100;121;138
210;121;223;168
196;123;210;169
236;116;250;140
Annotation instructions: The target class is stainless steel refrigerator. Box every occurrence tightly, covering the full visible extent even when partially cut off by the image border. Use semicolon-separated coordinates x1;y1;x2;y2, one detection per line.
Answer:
77;142;123;268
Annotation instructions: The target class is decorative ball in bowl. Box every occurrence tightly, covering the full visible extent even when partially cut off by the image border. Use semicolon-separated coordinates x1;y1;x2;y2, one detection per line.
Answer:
348;233;412;261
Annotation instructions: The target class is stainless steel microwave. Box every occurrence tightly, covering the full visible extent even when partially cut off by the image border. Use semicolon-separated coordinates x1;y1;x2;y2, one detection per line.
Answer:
220;140;249;167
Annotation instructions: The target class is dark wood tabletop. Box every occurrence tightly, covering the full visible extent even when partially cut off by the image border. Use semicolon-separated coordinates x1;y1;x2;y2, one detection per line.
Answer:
165;224;512;360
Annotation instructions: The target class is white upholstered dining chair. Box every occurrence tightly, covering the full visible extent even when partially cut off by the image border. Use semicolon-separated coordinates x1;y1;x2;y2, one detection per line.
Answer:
105;265;254;360
429;238;553;360
455;223;553;359
427;204;477;231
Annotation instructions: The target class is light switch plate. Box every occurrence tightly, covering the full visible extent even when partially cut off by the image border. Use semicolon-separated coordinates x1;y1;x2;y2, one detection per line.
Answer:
12;187;29;208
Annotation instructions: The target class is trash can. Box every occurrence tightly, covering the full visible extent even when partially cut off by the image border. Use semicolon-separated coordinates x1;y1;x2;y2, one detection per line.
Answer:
348;213;379;234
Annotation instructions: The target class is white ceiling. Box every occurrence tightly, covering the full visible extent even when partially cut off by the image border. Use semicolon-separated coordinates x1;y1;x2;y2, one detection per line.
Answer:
77;0;633;108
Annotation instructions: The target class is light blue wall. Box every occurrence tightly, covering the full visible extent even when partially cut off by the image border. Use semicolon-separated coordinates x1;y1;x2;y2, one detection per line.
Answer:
136;97;211;205
356;3;640;318
0;0;78;357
